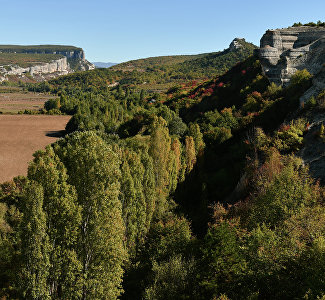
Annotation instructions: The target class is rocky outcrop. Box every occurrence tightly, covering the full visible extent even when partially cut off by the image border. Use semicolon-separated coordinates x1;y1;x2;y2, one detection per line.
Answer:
229;38;245;51
0;57;69;77
259;26;325;86
0;45;94;82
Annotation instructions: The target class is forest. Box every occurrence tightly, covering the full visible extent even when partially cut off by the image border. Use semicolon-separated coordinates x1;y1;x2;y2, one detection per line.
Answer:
1;48;325;300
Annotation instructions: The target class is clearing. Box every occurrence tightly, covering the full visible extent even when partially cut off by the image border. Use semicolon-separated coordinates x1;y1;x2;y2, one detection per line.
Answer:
0;89;56;113
0;115;70;182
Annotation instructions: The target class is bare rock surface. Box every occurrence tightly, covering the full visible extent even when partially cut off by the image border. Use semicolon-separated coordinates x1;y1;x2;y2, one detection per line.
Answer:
259;26;325;86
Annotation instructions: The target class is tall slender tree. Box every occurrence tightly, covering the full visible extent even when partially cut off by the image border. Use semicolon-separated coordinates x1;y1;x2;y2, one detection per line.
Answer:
54;131;127;299
28;147;83;299
20;182;50;300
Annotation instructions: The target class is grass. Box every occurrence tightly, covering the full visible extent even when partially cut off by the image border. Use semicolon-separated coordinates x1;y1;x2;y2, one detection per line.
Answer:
0;91;57;113
0;53;64;68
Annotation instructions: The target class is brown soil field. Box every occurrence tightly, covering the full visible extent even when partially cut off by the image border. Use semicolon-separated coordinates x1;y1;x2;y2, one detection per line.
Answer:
0;92;56;113
0;115;70;183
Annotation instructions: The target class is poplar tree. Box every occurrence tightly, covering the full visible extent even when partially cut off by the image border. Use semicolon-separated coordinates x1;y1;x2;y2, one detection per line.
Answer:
20;182;50;300
54;131;127;299
189;123;205;155
28;147;83;299
140;151;156;230
169;138;183;191
185;136;196;174
149;117;172;216
120;158;138;253
121;149;155;255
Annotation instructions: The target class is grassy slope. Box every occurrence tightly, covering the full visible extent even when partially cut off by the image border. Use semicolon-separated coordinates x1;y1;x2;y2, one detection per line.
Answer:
0;53;64;68
112;39;256;74
111;53;210;71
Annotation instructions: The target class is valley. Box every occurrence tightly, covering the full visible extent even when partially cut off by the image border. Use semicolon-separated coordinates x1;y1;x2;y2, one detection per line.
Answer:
1;18;325;299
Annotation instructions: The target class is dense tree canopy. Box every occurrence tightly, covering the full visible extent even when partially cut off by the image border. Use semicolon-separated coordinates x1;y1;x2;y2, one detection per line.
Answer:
1;49;325;300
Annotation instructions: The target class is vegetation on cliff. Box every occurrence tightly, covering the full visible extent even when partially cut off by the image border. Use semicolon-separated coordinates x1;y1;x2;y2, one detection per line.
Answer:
0;53;64;68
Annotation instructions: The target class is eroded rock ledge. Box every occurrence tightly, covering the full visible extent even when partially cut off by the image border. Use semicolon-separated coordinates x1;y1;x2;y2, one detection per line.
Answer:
259;26;325;86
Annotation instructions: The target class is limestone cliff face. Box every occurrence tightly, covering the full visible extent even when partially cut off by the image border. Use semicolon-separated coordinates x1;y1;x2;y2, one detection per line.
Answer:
259;26;325;86
1;57;69;76
0;46;94;82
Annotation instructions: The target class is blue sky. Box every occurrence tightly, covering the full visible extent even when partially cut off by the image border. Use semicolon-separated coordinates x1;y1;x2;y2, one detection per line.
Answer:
1;0;325;63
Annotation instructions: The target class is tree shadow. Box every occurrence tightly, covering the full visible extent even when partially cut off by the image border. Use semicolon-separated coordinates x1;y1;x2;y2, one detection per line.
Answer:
45;130;66;138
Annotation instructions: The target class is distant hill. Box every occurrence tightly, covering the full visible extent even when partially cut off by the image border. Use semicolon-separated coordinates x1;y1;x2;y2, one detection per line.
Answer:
112;38;257;76
92;62;117;68
111;53;208;71
0;45;94;82
46;38;257;93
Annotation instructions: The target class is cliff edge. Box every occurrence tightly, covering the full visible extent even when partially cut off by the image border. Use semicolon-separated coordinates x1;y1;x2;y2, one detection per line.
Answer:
259;26;325;86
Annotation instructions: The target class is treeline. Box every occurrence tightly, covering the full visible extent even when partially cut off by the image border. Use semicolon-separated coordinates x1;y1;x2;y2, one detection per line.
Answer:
293;20;325;27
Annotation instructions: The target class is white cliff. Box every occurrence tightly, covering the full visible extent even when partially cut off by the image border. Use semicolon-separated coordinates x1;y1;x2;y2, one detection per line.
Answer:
0;46;94;82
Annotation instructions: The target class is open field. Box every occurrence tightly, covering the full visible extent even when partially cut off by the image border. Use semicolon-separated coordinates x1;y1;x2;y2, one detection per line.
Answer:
0;53;64;68
0;115;70;182
0;91;56;113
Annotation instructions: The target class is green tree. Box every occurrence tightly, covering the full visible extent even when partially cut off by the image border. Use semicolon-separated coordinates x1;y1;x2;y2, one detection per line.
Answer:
185;136;196;174
54;131;127;299
120;151;147;255
189;123;205;155
28;146;83;299
149;117;172;216
20;182;51;300
144;255;196;300
199;222;247;299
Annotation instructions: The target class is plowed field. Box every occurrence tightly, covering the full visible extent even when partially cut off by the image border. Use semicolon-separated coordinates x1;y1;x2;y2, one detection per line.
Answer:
0;115;70;182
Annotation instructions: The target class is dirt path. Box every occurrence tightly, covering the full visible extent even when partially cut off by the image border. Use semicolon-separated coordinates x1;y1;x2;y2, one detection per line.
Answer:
0;115;70;183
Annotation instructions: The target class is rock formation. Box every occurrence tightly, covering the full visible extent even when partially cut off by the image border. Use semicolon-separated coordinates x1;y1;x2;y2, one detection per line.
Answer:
0;45;94;82
259;26;325;86
229;38;246;51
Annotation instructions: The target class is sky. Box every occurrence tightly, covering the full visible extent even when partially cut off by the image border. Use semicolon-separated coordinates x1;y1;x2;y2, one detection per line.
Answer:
1;0;325;63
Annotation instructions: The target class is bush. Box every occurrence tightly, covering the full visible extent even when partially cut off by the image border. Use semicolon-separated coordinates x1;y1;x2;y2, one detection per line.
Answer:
44;98;60;111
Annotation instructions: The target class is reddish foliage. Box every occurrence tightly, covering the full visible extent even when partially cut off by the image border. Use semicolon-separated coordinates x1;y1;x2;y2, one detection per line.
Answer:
241;70;246;75
279;124;290;132
217;82;224;87
203;88;214;96
252;91;262;98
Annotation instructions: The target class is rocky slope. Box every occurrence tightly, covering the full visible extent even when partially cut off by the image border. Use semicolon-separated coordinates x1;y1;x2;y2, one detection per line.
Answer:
258;26;325;183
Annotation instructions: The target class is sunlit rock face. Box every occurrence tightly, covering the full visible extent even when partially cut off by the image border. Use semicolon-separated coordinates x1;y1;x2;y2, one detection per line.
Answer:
0;47;94;81
259;26;325;86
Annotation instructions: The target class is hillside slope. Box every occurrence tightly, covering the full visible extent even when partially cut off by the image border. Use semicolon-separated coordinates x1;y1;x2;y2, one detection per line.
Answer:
44;38;257;93
112;38;257;79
